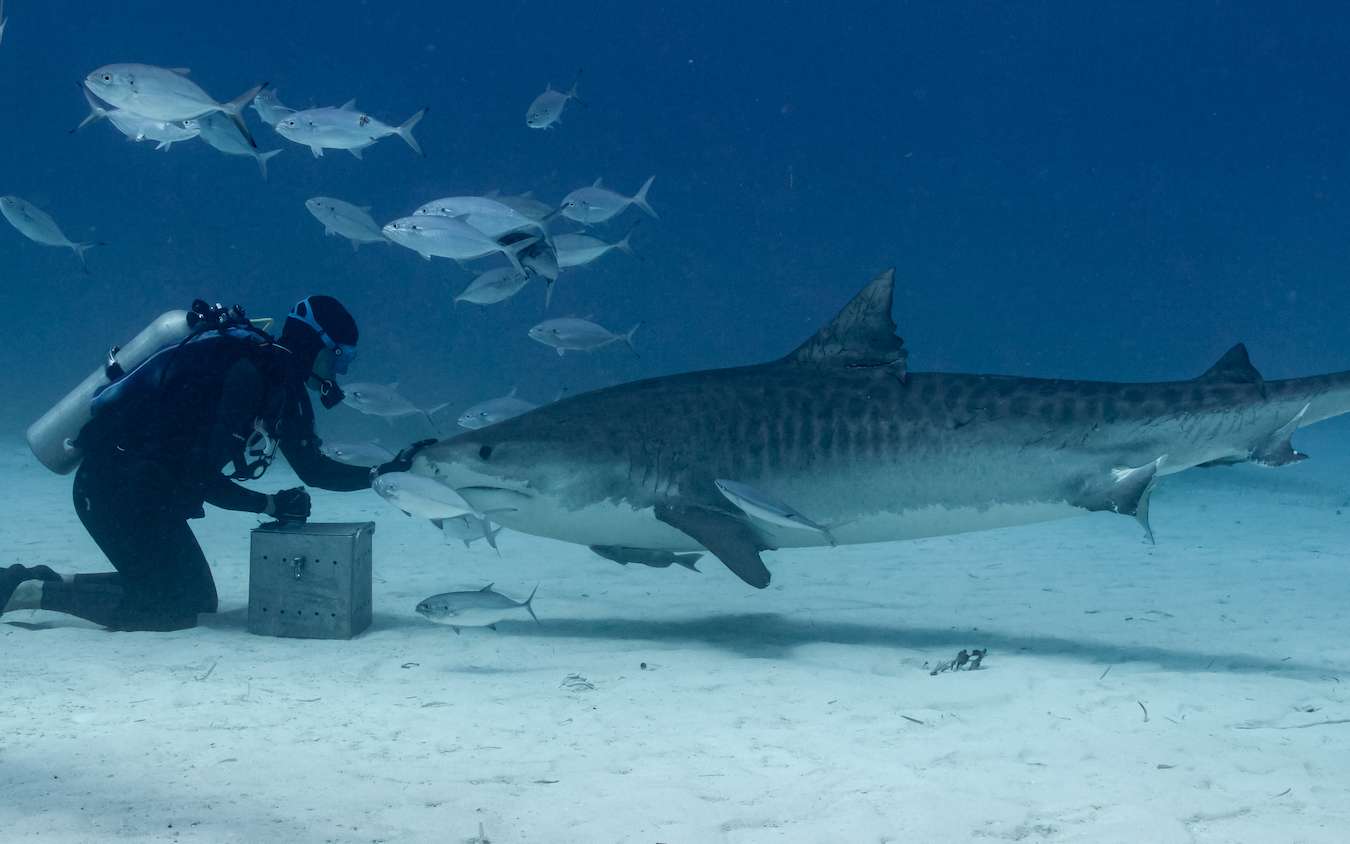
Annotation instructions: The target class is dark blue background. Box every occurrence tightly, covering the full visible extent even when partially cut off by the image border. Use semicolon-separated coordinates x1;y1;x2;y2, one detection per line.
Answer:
3;1;1350;439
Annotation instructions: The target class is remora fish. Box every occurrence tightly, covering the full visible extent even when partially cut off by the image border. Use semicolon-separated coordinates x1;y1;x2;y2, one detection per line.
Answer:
0;196;103;271
413;268;1350;590
305;197;389;251
83;64;265;147
528;318;639;356
275;100;426;158
195;112;282;179
560;176;657;224
373;471;474;519
714;478;838;546
554;230;634;269
590;546;702;572
251;88;294;126
415;583;539;633
456;389;538;429
526;73;582;129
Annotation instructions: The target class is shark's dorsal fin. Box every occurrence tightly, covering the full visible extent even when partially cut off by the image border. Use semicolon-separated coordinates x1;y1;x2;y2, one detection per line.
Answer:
784;268;908;374
170;67;191;76
1199;343;1263;385
340;98;357;110
480;583;494;592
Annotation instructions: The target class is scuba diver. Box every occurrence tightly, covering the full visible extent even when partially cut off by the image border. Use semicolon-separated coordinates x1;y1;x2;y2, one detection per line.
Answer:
0;295;425;632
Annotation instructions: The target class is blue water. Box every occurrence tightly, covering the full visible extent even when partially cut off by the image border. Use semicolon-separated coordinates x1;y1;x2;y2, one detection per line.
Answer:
4;2;1350;437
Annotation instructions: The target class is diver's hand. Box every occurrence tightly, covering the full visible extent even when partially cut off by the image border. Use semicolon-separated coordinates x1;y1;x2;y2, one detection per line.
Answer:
265;487;311;522
371;439;438;482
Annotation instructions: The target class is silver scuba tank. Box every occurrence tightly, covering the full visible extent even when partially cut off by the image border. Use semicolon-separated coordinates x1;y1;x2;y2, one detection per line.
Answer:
26;310;194;474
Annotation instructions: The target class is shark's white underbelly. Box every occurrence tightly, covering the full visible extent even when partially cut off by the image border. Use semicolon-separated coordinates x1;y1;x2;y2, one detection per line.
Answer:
486;496;1086;551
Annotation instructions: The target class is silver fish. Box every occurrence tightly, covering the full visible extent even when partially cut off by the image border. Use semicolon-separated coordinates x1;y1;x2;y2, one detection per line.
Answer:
82;64;264;147
438;514;502;550
0;196;102;271
305;197;389;251
528;318;639;357
250;88;294;127
560;176;657;224
415;583;539;632
491;191;554;221
274;100;426;158
342;381;448;429
526;74;582;129
414;195;550;239
78;90;201;149
383;215;535;273
456;389;538;429
714;478;838;545
373;471;474;520
554;230;634;269
320;441;395;465
455;267;532;305
195;112;282;179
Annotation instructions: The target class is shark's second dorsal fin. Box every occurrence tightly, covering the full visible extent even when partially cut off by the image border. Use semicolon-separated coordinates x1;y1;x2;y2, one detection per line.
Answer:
1199;343;1263;385
784;268;907;374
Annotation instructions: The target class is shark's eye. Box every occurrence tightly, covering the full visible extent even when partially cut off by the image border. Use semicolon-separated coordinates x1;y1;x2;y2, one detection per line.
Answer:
478;445;493;461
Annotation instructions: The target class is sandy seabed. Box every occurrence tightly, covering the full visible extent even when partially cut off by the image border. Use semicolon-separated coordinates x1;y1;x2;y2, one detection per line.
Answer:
2;421;1350;844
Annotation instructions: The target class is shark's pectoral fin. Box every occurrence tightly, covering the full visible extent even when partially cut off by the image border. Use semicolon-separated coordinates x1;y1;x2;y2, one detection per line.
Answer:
655;503;771;588
1073;456;1164;543
1251;403;1310;467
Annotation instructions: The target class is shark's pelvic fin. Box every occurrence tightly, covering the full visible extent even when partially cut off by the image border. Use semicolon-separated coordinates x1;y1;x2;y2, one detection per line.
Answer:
655;503;772;588
783;268;908;376
1251;403;1310;467
1074;456;1165;543
1198;343;1265;389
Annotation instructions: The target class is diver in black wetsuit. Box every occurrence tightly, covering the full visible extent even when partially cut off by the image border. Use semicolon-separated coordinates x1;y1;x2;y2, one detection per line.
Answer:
0;295;422;631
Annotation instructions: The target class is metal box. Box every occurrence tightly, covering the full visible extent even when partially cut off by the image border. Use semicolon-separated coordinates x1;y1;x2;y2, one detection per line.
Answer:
248;521;375;640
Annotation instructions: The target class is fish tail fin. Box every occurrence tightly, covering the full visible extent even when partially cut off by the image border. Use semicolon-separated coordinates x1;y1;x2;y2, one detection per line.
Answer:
524;583;539;624
485;523;502;552
72;241;104;273
501;235;539;274
632;175;658;219
616;222;639;255
623;322;641;357
567;69;584;106
254;148;282;181
544;278;555;310
73;88;109;133
398;107;428;156
223;82;268;148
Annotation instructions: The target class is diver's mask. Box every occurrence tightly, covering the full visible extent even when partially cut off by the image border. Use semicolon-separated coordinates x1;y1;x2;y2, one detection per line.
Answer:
289;296;357;410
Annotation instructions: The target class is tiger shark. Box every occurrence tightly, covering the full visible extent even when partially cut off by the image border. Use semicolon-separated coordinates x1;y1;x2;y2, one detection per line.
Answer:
411;269;1350;588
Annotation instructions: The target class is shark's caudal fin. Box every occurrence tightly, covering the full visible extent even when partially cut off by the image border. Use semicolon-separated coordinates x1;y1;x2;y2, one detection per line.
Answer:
656;502;773;588
784;268;909;376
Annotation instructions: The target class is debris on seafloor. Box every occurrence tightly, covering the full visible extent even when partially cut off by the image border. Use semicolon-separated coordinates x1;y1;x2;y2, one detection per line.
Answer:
928;648;988;676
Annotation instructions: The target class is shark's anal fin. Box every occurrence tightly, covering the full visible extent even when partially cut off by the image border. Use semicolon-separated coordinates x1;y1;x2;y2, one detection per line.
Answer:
1252;403;1310;467
782;268;908;377
655;504;771;588
1073;456;1164;544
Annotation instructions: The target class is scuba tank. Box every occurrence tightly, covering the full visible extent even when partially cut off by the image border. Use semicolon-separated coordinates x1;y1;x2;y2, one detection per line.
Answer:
26;300;273;475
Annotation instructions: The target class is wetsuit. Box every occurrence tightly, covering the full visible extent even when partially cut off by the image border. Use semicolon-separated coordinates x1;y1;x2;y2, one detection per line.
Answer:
40;333;370;631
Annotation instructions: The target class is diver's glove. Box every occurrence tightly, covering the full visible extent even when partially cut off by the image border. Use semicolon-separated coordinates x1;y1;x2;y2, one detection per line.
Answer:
264;487;311;522
371;439;438;482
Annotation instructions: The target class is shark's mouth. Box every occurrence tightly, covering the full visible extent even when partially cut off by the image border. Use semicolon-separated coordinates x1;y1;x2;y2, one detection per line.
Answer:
455;485;534;513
